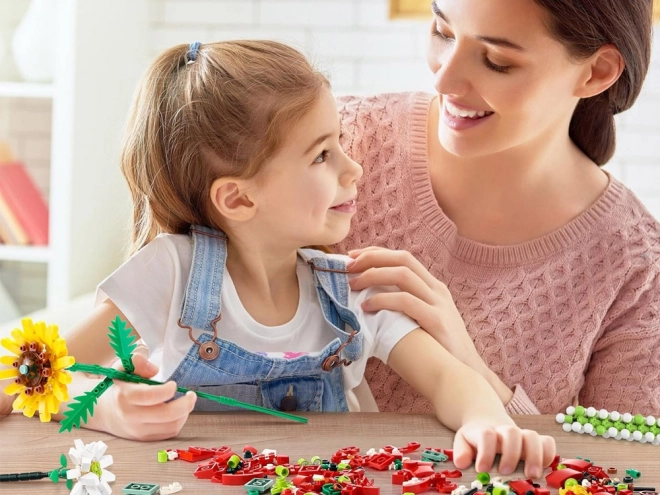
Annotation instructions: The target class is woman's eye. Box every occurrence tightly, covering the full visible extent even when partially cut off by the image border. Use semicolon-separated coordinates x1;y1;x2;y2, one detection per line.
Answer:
432;26;454;42
313;150;329;164
483;55;511;74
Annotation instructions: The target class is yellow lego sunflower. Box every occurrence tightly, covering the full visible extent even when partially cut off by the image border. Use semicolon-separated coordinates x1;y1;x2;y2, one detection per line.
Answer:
0;318;75;422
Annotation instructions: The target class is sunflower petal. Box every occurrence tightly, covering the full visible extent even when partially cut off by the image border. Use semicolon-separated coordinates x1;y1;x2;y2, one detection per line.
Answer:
0;368;19;380
0;355;18;366
53;356;75;370
0;337;21;356
4;382;23;396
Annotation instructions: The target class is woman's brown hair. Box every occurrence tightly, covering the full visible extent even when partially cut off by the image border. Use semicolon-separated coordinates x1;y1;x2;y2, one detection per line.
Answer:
533;0;653;165
120;40;328;256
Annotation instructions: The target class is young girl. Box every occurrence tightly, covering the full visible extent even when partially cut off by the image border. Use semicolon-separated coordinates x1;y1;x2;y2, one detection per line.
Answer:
51;40;553;477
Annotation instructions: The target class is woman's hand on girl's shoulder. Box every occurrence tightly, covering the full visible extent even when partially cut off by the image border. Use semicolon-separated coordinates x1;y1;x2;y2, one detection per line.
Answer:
453;420;556;480
346;246;478;364
96;353;197;441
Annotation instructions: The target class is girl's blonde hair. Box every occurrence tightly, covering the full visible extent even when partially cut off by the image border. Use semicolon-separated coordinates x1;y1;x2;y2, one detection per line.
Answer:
121;40;329;256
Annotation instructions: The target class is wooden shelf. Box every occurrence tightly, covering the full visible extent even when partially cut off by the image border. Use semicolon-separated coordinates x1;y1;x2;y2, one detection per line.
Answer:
0;82;54;99
0;244;51;263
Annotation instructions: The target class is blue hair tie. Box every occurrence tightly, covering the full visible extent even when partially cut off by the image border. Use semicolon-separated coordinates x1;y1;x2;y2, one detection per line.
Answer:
186;41;201;64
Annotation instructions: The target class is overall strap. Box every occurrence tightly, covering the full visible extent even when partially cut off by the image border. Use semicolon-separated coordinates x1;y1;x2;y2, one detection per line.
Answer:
179;225;228;332
298;249;363;361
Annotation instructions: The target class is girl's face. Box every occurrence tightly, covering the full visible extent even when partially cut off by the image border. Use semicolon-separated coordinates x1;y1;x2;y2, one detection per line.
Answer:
250;87;363;250
427;0;588;158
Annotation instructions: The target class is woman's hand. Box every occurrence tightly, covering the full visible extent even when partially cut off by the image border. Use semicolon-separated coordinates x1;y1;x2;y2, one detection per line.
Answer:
347;247;513;404
348;247;478;363
95;354;196;441
453;420;556;479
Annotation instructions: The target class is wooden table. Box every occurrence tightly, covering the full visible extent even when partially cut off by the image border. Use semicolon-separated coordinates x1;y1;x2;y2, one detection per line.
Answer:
1;413;658;494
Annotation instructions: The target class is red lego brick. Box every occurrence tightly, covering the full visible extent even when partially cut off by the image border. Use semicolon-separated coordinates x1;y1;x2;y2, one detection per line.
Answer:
367;454;396;471
545;469;583;489
560;459;592;472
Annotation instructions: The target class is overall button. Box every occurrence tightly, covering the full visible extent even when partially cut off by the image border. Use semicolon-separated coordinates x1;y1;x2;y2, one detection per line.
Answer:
280;385;298;411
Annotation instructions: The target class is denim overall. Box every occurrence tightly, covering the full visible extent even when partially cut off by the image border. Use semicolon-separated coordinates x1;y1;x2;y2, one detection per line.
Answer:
168;225;364;412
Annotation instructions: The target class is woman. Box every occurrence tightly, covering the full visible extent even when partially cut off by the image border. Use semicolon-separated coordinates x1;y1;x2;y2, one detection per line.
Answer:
338;0;660;415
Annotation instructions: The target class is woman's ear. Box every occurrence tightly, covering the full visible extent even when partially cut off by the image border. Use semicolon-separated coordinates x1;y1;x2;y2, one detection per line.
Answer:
210;177;257;222
575;44;624;99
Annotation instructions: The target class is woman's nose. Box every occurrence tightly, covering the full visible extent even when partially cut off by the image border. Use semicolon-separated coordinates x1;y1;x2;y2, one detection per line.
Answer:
432;47;470;98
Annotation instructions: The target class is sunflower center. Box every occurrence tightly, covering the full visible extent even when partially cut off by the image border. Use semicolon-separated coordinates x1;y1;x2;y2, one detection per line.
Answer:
15;343;52;394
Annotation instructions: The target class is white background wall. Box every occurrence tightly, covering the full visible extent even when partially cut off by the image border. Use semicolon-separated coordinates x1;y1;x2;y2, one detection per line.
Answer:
0;0;659;314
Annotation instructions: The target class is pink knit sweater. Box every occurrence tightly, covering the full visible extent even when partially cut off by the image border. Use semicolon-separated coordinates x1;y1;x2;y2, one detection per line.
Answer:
336;92;660;416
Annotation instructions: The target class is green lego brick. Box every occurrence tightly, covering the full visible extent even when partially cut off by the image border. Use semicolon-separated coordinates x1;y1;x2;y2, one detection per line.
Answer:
122;482;160;495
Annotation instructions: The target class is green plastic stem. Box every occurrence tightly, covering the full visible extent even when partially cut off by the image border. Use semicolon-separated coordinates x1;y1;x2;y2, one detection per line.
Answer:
69;363;307;424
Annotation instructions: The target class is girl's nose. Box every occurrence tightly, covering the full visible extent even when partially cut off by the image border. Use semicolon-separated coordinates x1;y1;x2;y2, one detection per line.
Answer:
341;156;363;186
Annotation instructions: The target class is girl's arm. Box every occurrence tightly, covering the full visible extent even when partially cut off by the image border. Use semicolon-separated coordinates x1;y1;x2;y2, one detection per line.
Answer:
49;299;196;440
387;328;555;479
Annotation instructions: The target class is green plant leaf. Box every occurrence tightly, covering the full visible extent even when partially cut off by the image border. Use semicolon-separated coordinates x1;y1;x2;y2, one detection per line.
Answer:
108;315;137;373
49;470;59;484
60;453;67;468
59;377;114;433
67;479;73;490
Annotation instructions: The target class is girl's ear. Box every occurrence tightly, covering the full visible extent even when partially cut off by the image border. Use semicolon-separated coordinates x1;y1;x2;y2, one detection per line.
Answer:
210;177;257;222
574;44;624;99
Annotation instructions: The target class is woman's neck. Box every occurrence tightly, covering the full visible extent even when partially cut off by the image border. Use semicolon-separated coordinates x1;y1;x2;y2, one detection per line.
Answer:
225;240;301;326
426;96;609;245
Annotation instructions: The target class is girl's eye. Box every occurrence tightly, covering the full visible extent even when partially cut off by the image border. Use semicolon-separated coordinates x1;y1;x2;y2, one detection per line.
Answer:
313;150;329;164
483;55;511;74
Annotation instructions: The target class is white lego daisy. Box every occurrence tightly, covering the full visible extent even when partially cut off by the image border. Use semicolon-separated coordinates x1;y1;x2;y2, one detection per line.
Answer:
66;439;115;495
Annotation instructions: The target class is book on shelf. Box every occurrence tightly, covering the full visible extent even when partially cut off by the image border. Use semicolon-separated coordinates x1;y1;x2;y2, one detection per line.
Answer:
0;161;49;246
0;191;29;245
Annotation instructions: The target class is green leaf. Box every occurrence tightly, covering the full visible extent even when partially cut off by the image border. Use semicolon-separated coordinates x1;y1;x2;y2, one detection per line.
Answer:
49;470;59;484
67;479;73;490
108;315;137;373
60;453;67;468
59;377;114;433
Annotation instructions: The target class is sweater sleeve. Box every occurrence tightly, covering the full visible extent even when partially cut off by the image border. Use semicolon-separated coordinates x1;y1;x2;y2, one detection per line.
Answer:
579;265;660;415
505;385;541;414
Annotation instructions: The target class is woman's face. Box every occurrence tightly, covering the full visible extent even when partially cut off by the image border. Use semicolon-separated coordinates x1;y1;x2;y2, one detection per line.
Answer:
427;0;589;158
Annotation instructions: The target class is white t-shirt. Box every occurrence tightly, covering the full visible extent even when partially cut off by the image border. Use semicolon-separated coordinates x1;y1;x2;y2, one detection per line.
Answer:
96;234;419;411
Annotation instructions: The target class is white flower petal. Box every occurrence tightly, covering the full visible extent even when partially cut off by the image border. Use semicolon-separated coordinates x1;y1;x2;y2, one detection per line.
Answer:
69;446;82;465
74;439;85;452
101;470;115;483
99;481;113;495
70;482;85;495
80;472;101;486
99;455;114;469
81;456;92;472
67;468;82;480
87;486;102;495
95;441;108;457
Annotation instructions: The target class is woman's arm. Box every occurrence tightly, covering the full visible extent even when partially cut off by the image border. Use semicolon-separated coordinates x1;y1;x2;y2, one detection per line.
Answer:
387;328;555;478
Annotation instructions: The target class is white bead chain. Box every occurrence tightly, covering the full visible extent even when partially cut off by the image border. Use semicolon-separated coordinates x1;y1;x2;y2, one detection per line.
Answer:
556;405;660;445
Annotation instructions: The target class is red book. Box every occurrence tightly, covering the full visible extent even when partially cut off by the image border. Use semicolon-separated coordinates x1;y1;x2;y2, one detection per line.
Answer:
0;162;49;245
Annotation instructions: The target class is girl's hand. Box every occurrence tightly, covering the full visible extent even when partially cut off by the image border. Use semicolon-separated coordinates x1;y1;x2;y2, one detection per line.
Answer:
347;247;480;365
0;391;13;417
453;420;556;479
97;354;196;441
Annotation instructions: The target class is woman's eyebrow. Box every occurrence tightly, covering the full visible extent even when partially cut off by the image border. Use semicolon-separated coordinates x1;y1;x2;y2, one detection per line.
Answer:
431;1;527;52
